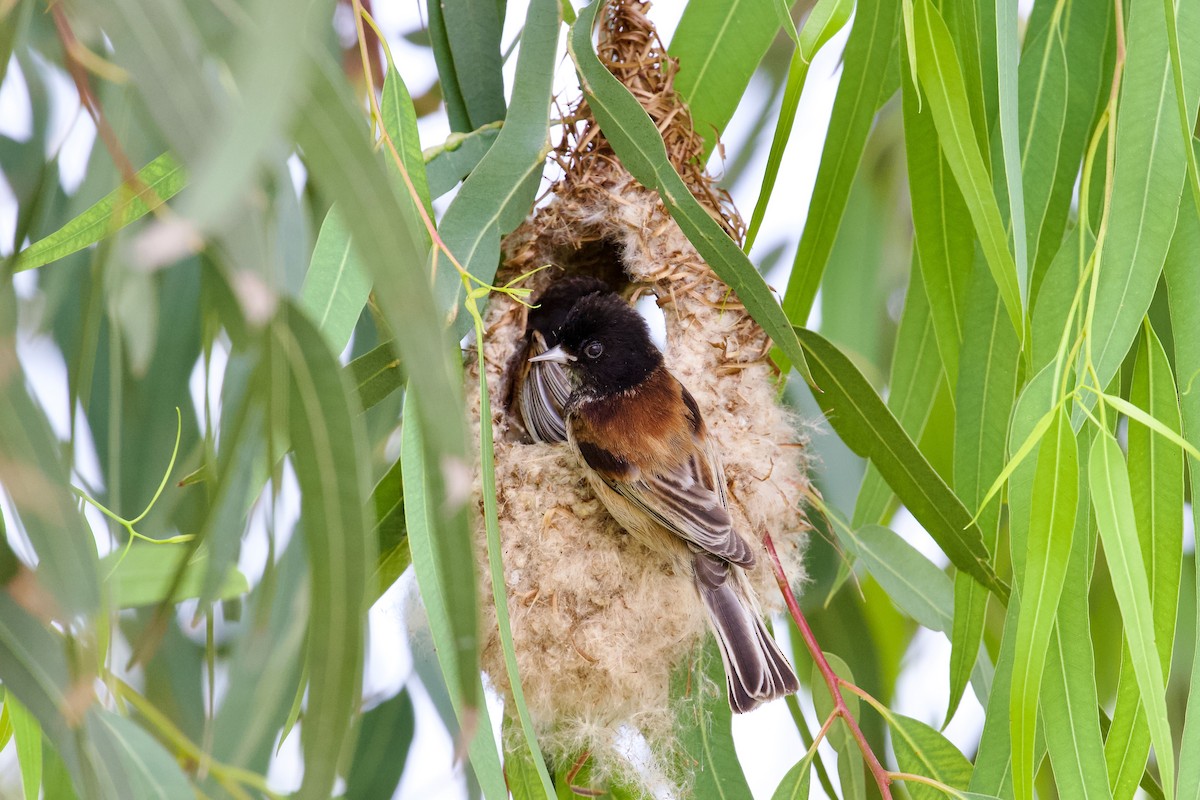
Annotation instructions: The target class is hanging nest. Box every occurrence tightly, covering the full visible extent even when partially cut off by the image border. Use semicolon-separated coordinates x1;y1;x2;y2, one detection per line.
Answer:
465;0;811;787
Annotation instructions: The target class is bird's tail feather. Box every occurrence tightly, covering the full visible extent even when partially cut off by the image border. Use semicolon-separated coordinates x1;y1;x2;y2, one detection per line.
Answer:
694;554;800;713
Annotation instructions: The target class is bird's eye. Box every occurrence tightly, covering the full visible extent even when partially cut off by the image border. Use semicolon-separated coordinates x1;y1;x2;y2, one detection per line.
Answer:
583;341;604;359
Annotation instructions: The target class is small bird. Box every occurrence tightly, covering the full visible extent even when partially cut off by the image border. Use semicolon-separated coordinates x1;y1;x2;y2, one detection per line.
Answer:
530;292;800;712
505;275;614;443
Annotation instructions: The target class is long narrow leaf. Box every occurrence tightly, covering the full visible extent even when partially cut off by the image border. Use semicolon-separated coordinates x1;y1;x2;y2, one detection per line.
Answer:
569;0;814;384
796;327;1008;599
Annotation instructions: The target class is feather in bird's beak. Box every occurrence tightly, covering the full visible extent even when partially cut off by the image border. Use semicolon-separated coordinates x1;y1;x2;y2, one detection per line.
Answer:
529;344;575;364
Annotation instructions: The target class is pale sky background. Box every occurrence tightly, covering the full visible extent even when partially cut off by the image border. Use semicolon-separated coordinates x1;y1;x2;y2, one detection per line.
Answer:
0;1;1110;797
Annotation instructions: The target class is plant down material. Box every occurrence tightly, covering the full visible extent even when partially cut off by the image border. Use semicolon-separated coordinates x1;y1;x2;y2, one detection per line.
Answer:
466;0;811;785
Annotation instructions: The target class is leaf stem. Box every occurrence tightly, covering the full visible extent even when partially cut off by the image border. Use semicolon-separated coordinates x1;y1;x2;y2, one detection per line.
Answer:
763;533;893;799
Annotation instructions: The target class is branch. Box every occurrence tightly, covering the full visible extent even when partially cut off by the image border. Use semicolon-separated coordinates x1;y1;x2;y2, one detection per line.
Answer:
764;533;893;799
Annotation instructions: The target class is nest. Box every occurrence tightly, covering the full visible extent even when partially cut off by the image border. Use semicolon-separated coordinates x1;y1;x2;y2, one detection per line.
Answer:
465;0;811;788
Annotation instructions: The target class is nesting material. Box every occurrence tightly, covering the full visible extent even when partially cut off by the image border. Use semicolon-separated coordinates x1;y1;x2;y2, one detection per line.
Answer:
465;0;811;785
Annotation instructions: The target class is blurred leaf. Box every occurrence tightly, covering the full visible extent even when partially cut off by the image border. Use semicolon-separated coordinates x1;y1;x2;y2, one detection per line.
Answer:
811;654;863;800
209;538;308;778
297;55;477;715
795;327;1008;600
0;0;33;88
424;123;503;198
9;694;42;800
89;709;193;799
911;0;1023;343
0;692;11;751
101;543;248;608
1010;407;1077;800
745;0;852;251
0;290;100;617
669;0;780;159
270;304;374;800
836;524;953;633
569;0;813;384
0;593;95;795
675;638;754;800
779;0;900;329
438;0;560;337
401;397;507;799
947;258;1019;725
1088;432;1176;796
344;690;415;800
1083;0;1200;404
1164;150;1200;800
1104;323;1184;798
14;153;185;272
853;264;945;527
888;713;972;799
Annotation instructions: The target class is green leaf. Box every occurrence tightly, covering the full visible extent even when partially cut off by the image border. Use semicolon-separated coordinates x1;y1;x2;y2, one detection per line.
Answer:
1084;0;1200;399
370;456;410;603
1019;1;1112;299
570;1;817;384
1010;407;1077;800
300;206;371;355
946;257;1020;725
437;0;560;337
669;0;780;159
381;65;435;222
911;0;1024;343
901;67;975;388
440;0;507;130
402;396;508;799
888;713;972;800
1164;153;1200;800
770;749;814;800
1104;323;1184;799
9;694;42;800
779;0;901;329
795;327;1008;600
14;153;185;272
101;543;248;608
836;524;954;633
675;638;754;800
348;341;404;412
968;594;1019;797
270;304;374;800
297;55;477;717
993;0;1026;301
745;0;853;251
424;123;504;199
344;690;415;800
0;692;11;752
426;0;472;132
1039;428;1110;800
853;265;946;527
1088;432;1176;798
89;710;194;799
811;654;863;800
0;290;100;617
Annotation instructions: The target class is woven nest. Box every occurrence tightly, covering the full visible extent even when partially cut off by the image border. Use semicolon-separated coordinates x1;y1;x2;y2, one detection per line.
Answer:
465;0;811;786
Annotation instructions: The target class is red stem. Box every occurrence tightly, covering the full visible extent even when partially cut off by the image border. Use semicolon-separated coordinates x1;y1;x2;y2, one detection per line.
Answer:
764;533;893;799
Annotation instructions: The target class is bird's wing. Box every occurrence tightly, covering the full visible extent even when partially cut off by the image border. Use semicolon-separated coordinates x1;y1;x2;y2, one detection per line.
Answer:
578;433;755;568
521;331;573;443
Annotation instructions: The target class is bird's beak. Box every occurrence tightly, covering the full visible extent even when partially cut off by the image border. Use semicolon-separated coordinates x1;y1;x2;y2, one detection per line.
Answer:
529;344;575;364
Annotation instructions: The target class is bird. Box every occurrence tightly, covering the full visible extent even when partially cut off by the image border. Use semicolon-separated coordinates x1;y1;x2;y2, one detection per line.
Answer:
529;291;800;712
505;275;615;443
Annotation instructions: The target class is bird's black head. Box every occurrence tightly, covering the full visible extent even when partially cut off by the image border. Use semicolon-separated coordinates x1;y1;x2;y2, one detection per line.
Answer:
527;276;613;345
549;292;663;395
